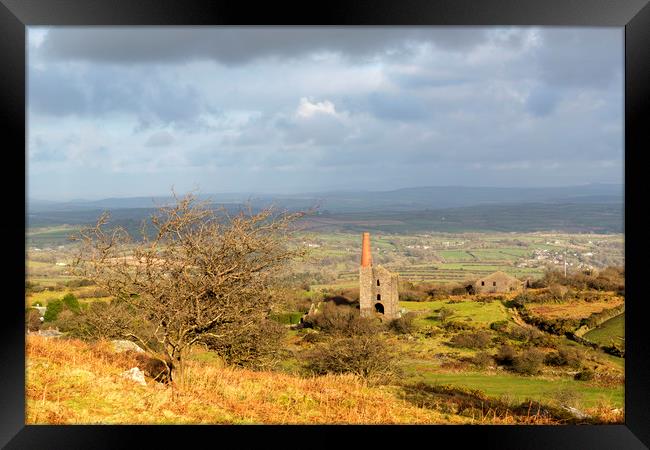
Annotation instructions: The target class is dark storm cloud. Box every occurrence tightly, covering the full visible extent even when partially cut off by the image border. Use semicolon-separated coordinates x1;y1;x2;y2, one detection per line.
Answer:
30;63;211;129
38;27;491;65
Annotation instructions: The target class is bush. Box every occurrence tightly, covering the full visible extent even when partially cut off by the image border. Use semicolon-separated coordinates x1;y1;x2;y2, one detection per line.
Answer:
449;331;492;349
303;302;380;336
574;368;595;381
270;311;303;325
437;307;454;322
302;334;398;383
204;319;288;370
65;278;95;288
440;320;473;332
43;299;64;322
544;347;583;369
450;286;467;296
472;351;494;369
62;293;81;314
388;313;417;335
25;308;42;331
495;344;516;366
490;320;509;332
512;348;544;375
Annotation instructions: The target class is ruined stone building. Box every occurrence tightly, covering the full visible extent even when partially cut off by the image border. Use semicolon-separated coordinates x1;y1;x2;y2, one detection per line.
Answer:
473;271;523;294
359;232;400;320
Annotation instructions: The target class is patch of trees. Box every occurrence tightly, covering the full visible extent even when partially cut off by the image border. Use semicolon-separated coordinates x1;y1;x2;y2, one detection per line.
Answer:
398;281;472;302
534;267;624;294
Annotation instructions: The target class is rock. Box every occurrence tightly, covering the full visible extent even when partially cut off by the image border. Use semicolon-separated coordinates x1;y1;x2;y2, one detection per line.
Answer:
111;340;145;354
35;328;64;338
561;405;590;420
120;367;147;386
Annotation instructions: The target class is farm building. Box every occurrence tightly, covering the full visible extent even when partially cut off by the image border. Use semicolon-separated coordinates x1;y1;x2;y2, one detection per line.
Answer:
359;232;400;320
473;271;523;294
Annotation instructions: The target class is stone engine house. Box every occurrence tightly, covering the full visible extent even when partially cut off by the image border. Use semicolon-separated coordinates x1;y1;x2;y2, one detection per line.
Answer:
359;232;400;320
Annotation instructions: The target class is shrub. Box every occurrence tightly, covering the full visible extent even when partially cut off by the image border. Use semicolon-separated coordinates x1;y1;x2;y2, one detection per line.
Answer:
450;331;492;349
43;299;64;322
450;286;467;296
25;308;42;332
551;388;583;408
574;368;595;381
302;334;398;383
544;347;583;369
204;319;288;370
490;320;509;332
65;278;95;288
388;312;417;335
472;351;494;369
62;293;81;314
270;311;303;325
54;309;78;332
303;302;380;336
440;320;473;332
437;307;454;322
512;348;544;375
495;344;516;366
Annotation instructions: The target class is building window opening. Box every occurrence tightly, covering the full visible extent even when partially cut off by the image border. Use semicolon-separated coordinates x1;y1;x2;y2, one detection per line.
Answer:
481;281;485;286
493;281;497;287
377;279;380;286
377;294;381;301
374;303;384;314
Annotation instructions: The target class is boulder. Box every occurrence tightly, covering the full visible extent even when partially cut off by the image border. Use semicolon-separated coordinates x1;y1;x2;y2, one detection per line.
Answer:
561;405;590;420
35;328;64;338
111;340;145;354
120;367;147;386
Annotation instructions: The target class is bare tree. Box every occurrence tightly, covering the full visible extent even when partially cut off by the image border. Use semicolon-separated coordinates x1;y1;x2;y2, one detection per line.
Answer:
71;193;307;384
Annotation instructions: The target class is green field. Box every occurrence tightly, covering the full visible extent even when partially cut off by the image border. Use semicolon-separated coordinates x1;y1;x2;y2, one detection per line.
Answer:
584;314;625;347
401;300;510;325
404;367;624;409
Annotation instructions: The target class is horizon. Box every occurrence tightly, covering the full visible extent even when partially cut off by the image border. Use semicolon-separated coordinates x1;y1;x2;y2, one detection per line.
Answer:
28;181;623;203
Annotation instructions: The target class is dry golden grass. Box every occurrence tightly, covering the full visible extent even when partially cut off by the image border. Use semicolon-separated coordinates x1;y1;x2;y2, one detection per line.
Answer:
527;297;624;320
27;335;470;425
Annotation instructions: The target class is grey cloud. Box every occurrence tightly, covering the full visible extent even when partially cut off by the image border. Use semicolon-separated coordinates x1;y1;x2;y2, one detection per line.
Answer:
145;130;175;147
29;63;211;129
534;28;622;89
276;114;350;146
365;92;430;122
525;85;561;117
37;27;492;65
29;67;87;115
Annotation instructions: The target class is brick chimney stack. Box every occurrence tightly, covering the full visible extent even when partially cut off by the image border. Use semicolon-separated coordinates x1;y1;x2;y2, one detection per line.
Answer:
361;232;372;267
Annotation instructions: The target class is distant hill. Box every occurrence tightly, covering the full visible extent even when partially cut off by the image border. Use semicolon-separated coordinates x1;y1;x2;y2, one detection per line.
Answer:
26;184;623;241
28;184;622;213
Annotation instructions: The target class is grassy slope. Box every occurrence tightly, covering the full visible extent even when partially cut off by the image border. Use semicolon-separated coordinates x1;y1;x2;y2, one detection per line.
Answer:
584;314;625;346
404;366;623;409
26;335;467;425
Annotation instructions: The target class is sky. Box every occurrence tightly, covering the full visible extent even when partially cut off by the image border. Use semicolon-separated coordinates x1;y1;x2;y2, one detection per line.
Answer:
27;27;624;201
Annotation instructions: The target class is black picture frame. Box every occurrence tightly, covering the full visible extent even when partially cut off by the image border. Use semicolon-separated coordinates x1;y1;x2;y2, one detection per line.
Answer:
2;0;648;448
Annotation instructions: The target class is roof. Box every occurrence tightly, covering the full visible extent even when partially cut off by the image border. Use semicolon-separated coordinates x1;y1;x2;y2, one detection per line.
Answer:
476;271;520;284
